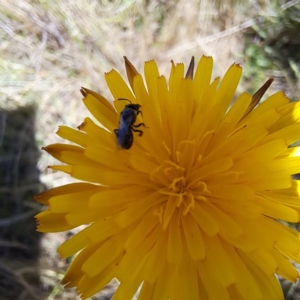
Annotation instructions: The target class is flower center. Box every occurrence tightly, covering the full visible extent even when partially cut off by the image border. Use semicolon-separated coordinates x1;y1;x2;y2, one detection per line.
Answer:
150;141;209;226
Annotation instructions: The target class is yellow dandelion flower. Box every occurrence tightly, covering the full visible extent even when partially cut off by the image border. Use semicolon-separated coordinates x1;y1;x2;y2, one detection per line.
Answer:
35;56;300;300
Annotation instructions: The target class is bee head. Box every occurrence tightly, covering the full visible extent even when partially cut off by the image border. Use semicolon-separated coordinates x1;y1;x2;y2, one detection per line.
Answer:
125;103;141;111
117;98;141;111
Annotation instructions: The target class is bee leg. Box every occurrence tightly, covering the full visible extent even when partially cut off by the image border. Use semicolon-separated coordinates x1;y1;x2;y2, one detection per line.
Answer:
137;110;143;117
132;128;144;136
132;122;146;128
114;129;119;137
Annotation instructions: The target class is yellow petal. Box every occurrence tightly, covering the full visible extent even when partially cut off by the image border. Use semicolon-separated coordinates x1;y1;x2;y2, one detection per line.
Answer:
137;281;155;300
203;234;237;287
193;55;213;106
35;182;96;205
224;244;262;300
241;91;289;124
197;259;231;300
56;126;88;147
201;202;243;238
245;247;277;276
207;63;242;130
271;248;299;282
105;69;135;113
58;230;91;258
83;94;118;131
239;250;284;300
49;186;100;213
167;210;182;264
35;211;74;232
190;203;219;236
254;195;300;222
62;240;102;287
78;263;117;299
124;56;139;91
43;144;94;166
210;92;252;149
125;214;158;252
177;242;200;299
182;214;205;260
82;234;126;277
65;208;107;226
79;117;115;149
81;87;116;114
140;230;167;284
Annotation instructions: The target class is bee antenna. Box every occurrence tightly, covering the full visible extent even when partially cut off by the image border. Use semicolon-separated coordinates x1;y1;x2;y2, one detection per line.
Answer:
118;98;132;103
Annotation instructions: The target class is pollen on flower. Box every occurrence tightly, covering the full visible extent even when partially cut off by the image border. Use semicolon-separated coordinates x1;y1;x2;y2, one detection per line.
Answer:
35;56;300;300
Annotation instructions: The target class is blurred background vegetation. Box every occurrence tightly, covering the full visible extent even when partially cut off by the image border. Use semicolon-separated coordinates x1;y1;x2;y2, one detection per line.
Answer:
1;0;300;299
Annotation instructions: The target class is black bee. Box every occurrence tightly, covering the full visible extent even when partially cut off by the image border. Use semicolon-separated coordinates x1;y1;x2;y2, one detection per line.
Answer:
114;99;145;149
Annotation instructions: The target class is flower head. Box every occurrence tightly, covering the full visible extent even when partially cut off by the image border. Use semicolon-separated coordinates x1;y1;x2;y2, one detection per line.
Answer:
35;56;300;299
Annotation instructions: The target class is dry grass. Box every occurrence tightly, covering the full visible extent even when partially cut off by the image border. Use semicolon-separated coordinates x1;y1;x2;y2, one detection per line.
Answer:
1;0;299;299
